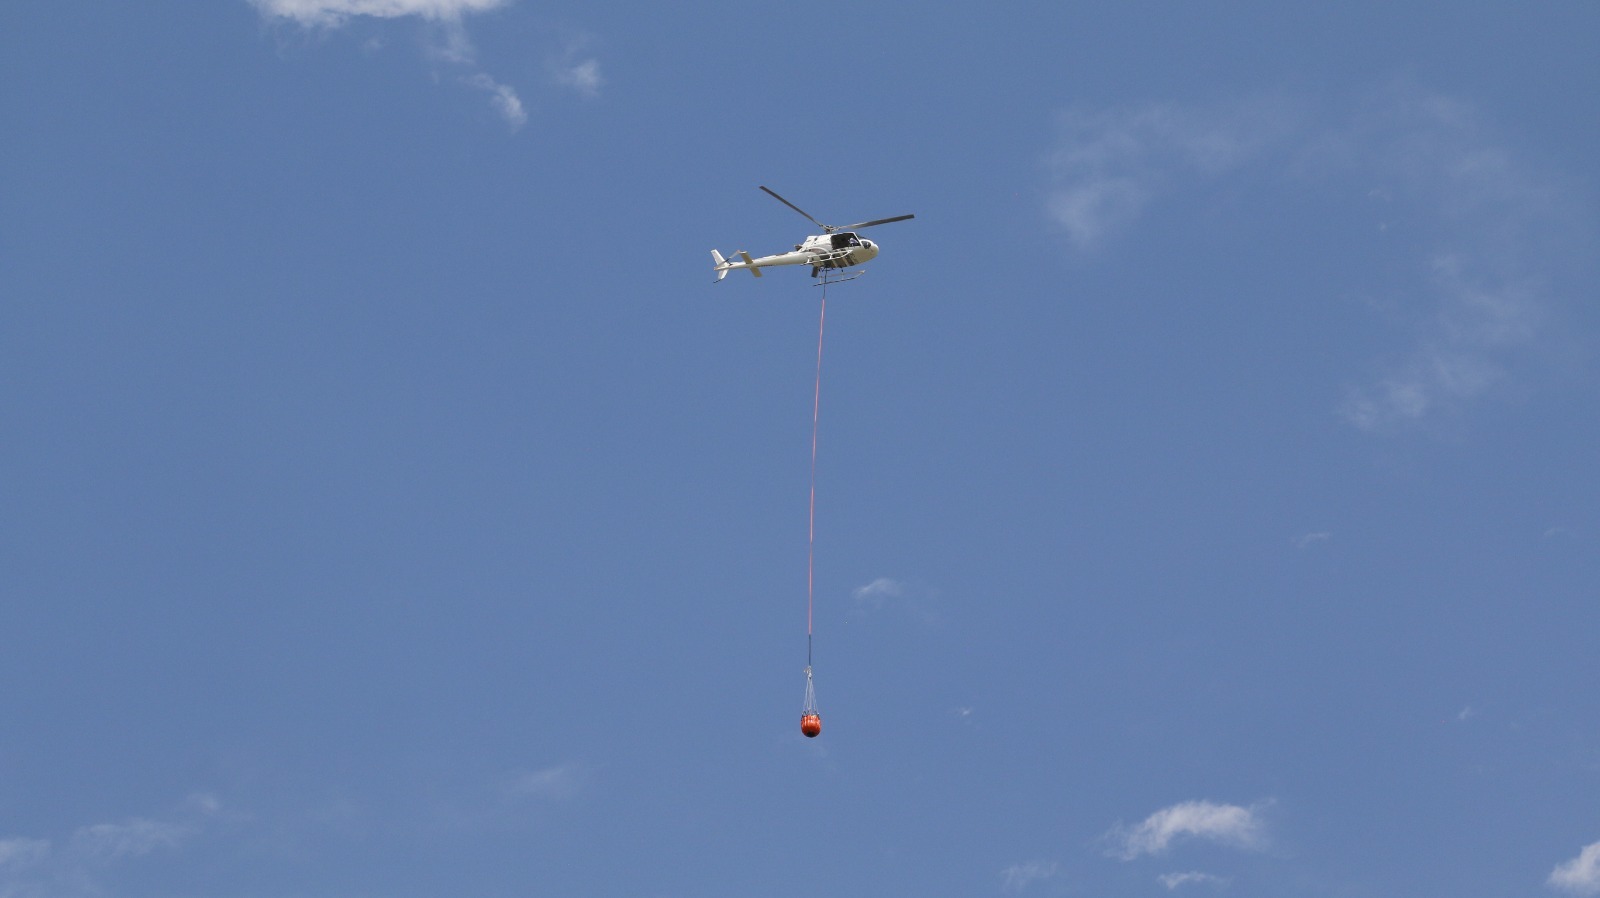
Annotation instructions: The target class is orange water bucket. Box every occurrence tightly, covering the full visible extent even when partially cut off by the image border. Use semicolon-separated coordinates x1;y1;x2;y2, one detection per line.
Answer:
800;713;822;738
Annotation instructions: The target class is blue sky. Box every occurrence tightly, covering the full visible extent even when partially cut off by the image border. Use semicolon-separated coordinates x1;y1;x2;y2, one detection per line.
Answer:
3;2;1599;896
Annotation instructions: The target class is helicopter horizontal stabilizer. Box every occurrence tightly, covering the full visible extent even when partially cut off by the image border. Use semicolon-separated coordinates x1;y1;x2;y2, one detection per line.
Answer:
739;251;763;277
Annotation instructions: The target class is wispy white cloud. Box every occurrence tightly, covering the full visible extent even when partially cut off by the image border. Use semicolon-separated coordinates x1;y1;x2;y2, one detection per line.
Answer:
0;799;220;898
1046;175;1151;252
252;0;530;130
554;58;603;99
852;576;905;606
250;0;510;28
1550;842;1600;895
424;16;479;65
1159;871;1230;890
850;576;944;624
1338;241;1546;430
505;763;587;800
1294;531;1331;549
70;818;193;861
1046;97;1299;250
465;72;528;128
1334;127;1572;427
182;792;225;816
1360;92;1578;426
539;30;604;100
1000;860;1059;892
1046;85;1593;430
0;839;50;868
1106;800;1267;861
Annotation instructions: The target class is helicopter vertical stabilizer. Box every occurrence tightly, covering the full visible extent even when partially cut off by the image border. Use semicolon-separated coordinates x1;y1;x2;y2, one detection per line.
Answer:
711;249;729;281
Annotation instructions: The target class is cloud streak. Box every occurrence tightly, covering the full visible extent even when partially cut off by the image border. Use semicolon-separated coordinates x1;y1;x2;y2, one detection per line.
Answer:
70;818;193;861
554;58;604;98
1294;531;1331;549
0;838;50;868
505;763;587;800
252;0;530;130
1551;842;1600;895
1000;860;1058;892
0;798;221;898
1333;91;1574;429
465;72;527;128
1106;800;1266;860
1045;85;1592;430
1046;97;1298;251
1159;871;1230;890
852;576;905;606
250;0;510;27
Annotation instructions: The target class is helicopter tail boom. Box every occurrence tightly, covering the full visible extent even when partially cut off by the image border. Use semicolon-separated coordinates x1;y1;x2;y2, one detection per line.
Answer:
711;248;764;281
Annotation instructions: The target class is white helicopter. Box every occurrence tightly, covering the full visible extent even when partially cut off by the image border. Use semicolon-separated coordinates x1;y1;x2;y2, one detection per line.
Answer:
712;186;914;282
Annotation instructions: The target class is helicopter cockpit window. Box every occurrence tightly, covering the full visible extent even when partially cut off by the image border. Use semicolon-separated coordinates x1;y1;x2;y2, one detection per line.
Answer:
830;233;862;250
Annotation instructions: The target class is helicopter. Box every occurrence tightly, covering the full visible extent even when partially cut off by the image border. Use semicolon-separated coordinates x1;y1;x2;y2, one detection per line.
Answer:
712;186;914;282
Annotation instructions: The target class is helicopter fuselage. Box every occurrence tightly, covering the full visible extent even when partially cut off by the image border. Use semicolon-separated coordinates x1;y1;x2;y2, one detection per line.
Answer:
766;232;880;270
712;187;911;282
713;233;879;280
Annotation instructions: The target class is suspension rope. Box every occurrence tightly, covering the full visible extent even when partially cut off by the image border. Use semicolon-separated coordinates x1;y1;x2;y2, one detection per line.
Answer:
807;288;827;669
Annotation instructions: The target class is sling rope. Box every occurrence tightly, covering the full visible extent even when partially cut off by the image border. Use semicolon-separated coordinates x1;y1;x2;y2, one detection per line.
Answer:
807;290;826;670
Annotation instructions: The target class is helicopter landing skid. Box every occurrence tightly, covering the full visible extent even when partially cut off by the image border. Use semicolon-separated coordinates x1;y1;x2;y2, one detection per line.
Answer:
812;268;865;286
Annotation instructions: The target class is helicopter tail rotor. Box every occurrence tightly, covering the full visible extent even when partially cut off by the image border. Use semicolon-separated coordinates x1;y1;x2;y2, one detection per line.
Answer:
711;248;764;280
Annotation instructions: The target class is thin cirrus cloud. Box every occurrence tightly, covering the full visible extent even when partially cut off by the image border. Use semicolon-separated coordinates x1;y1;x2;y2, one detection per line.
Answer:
0;838;50;867
851;576;944;625
1159;871;1230;890
70;818;194;861
999;860;1059;892
1046;96;1301;252
554;58;604;99
1333;87;1580;430
1105;800;1267;861
1294;531;1331;549
1045;84;1592;432
504;762;588;800
1550;842;1600;895
464;72;527;129
852;576;905;607
249;0;590;131
0;798;220;897
249;0;511;27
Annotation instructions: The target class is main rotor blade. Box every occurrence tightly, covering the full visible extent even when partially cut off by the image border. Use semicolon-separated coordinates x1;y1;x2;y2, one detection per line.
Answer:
839;214;915;231
760;185;830;231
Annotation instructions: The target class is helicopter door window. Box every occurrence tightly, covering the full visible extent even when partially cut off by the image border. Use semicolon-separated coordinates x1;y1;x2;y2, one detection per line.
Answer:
830;233;861;250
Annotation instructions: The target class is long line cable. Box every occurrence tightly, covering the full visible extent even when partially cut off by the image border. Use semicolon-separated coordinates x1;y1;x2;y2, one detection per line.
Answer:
807;288;827;670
